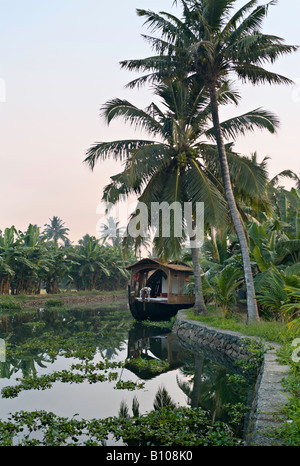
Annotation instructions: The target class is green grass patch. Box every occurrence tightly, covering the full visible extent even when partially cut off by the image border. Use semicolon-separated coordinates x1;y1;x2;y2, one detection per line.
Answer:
272;343;300;445
185;307;296;344
0;297;22;310
4;289;127;302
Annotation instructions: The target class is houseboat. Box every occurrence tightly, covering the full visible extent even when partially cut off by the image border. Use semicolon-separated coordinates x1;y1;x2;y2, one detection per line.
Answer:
126;258;195;321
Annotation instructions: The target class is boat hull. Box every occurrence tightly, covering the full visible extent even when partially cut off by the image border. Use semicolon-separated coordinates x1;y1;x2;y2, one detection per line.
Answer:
129;298;192;321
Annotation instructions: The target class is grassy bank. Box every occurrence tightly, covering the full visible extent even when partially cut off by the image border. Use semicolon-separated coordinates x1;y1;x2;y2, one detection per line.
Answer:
185;307;297;344
2;289;127;301
0;290;128;313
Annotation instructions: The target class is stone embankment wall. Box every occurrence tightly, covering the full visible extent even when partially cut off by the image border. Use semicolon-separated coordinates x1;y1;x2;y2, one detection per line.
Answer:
172;311;291;446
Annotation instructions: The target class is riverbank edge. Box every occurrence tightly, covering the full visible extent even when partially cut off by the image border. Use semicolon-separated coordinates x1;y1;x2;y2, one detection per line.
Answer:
172;310;291;446
11;291;128;308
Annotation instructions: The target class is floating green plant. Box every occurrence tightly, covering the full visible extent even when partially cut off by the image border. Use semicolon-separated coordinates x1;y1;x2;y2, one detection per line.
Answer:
125;357;169;375
0;407;241;446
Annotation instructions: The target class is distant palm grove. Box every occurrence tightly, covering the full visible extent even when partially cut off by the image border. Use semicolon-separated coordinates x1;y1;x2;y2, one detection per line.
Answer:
0;216;133;295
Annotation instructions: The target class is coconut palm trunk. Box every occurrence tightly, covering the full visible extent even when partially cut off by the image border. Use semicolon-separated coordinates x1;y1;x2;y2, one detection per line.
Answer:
191;354;204;408
190;242;207;315
209;84;259;323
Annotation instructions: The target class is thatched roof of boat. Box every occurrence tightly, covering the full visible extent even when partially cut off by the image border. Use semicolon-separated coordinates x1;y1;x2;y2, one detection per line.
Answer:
126;258;193;274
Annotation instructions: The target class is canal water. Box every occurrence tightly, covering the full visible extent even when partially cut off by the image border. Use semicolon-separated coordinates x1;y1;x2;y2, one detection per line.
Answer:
0;305;254;445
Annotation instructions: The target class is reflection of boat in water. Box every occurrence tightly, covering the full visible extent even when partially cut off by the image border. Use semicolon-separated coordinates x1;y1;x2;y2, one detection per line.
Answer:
126;258;195;321
126;323;188;379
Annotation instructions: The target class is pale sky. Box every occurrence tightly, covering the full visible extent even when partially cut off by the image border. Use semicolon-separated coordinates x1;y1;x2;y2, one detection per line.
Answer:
0;0;299;243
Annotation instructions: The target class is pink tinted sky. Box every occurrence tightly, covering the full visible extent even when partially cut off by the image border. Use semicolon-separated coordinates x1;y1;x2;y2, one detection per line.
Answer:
0;0;299;243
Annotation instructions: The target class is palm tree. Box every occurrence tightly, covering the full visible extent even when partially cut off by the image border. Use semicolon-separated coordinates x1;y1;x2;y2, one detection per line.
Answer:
43;216;70;246
120;0;298;322
0;227;17;294
43;246;70;294
98;216;126;248
10;224;50;295
85;78;277;314
69;234;110;291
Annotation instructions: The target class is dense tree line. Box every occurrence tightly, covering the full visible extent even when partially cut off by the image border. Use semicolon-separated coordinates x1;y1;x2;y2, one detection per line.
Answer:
0;217;134;295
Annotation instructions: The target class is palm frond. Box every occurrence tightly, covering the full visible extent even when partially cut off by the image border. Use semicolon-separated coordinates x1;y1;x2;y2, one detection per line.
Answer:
270;170;299;187
125;71;174;90
141;34;175;55
203;0;236;30
230;33;299;67
227;2;276;44
102;173;137;205
152;167;187;260
222;0;259;34
226;151;269;202
138;6;200;52
183;159;228;229
136;9;185;44
233;63;295;85
102;143;170;204
120;56;166;73
101;98;163;136
206;107;280;141
153;386;176;411
215;80;240;106
125;143;170;186
84;140;156;169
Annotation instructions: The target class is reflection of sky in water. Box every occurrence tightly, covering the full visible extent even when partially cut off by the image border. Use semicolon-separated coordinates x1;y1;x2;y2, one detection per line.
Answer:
0;315;190;423
0;351;190;422
0;308;252;445
1;372;189;422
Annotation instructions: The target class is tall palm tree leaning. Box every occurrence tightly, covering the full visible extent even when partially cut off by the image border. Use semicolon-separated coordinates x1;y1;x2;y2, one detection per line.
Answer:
85;78;278;315
120;0;298;322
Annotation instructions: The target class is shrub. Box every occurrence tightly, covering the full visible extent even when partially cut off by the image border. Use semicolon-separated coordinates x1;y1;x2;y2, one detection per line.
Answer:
0;298;21;310
44;299;64;308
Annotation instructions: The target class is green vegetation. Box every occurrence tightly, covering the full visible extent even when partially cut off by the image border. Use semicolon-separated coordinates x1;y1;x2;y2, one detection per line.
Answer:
0;307;251;446
273;341;300;445
85;79;277;316
183;184;300;330
138;317;176;330
184;308;300;445
1;360;146;399
0;297;22;310
0;0;299;447
44;299;64;308
0;406;242;446
117;0;298;323
84;0;299;325
185;308;295;345
0;218;135;297
125;357;170;376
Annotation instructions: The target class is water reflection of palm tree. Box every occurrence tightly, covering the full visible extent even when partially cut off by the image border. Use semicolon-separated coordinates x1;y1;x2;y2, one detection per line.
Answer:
0;354;48;380
118;386;176;420
190;355;204;409
0;308;132;381
176;354;245;425
100;344;125;361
